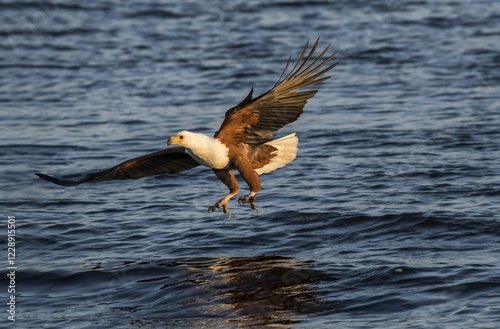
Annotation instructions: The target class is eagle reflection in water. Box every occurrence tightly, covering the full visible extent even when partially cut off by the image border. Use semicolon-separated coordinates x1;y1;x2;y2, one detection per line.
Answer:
174;255;337;326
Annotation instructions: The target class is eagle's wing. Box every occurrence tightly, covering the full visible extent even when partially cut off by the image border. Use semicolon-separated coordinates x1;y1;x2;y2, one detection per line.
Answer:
215;38;339;144
36;147;200;186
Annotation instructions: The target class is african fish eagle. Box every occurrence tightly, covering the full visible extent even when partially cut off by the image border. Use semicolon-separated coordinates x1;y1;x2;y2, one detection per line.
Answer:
36;38;338;216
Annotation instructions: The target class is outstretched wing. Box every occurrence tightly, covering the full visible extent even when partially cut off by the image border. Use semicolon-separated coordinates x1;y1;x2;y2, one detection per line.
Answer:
215;38;339;145
36;147;200;186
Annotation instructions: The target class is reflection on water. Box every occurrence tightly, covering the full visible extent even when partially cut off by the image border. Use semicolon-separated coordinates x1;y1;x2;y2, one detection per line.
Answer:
99;255;337;327
176;255;337;327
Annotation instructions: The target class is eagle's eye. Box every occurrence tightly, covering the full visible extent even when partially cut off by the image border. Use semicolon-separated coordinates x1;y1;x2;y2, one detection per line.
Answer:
179;135;184;140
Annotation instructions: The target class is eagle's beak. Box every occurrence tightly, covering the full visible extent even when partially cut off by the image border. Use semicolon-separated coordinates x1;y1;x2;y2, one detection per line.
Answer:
167;135;179;146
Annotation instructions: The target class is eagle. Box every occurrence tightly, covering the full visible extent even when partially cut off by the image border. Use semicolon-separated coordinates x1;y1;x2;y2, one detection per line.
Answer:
36;38;338;216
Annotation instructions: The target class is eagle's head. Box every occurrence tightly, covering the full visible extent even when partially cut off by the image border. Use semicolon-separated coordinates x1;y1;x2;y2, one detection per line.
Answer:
167;130;198;148
167;130;188;146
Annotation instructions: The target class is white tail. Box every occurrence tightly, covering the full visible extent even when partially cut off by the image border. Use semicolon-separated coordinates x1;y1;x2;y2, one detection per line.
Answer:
255;133;299;175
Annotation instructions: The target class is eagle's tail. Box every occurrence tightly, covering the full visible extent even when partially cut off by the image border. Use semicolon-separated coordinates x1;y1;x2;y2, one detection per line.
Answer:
255;133;299;175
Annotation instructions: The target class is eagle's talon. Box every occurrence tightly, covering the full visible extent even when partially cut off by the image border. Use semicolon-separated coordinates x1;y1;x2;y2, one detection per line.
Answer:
237;195;258;213
222;206;231;218
208;200;231;218
208;202;219;213
250;202;258;214
238;195;255;204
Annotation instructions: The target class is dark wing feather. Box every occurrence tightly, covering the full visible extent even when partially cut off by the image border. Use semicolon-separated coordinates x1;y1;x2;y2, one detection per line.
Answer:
36;147;200;186
215;38;339;144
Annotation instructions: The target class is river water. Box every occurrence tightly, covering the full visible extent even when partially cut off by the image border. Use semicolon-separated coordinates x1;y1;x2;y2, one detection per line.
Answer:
1;0;499;328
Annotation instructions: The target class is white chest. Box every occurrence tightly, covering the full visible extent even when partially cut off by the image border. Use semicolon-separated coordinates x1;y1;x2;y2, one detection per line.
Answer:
185;136;230;169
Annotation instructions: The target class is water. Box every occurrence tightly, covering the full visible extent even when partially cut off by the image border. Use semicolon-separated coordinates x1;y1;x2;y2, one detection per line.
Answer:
1;0;500;327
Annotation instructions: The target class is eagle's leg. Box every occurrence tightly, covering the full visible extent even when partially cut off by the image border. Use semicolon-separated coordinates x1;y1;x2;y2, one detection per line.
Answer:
209;169;239;217
235;159;261;213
